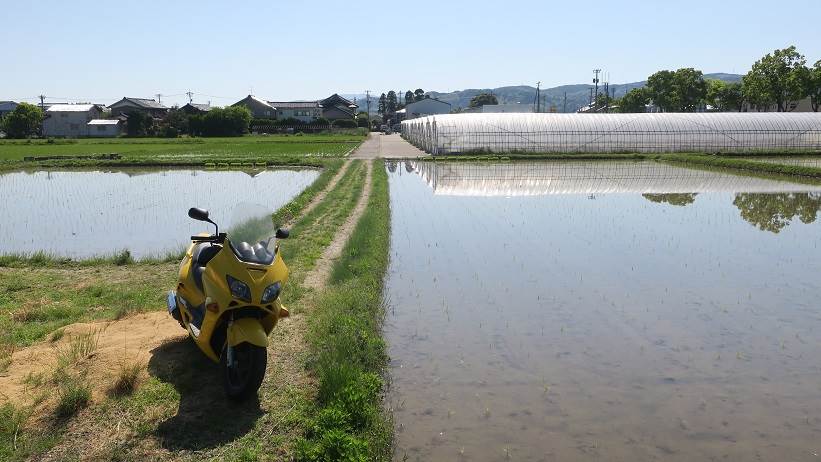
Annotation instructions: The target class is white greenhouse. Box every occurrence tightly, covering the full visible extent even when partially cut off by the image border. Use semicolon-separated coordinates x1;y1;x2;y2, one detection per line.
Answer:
400;113;821;154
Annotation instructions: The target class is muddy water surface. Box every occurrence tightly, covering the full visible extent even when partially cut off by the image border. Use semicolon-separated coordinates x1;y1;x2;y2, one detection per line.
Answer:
0;168;318;258
385;161;821;461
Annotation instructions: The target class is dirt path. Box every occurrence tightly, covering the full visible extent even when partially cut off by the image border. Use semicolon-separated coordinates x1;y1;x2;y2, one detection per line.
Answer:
302;160;373;290
284;160;351;227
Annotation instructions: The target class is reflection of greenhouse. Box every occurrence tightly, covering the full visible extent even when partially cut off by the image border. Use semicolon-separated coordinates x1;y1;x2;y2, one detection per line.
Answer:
411;161;821;196
401;113;821;154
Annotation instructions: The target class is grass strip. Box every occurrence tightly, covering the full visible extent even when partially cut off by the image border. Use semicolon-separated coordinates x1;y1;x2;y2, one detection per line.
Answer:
272;159;343;226
296;161;392;461
661;154;821;179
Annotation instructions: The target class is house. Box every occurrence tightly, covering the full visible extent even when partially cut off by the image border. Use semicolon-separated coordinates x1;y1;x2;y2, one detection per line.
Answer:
180;103;213;115
319;94;358;121
268;101;322;123
0;101;18;118
108;97;169;118
232;95;276;118
42;104;105;137
87;119;123;137
404;97;451;119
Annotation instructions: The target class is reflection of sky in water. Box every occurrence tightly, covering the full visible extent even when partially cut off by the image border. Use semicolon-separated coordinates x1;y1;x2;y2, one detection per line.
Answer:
0;169;318;258
385;161;821;462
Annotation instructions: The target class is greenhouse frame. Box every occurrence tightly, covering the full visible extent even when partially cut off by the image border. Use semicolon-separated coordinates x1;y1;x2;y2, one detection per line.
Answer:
400;113;821;154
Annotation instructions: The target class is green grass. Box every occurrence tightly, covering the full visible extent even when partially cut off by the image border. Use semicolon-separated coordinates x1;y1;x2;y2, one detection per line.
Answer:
0;134;363;161
272;159;344;227
0;264;177;349
661;154;821;179
297;162;391;461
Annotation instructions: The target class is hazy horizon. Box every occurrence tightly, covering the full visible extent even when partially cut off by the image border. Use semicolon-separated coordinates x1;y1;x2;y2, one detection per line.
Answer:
3;0;818;108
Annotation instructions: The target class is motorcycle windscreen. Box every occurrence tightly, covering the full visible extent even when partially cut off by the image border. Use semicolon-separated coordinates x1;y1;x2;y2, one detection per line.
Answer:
225;203;278;265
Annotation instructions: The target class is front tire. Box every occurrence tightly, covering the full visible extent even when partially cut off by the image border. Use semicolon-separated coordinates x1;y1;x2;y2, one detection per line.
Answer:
221;342;267;400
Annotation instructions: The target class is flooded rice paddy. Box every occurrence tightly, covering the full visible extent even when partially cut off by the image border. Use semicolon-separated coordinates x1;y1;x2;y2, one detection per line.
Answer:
385;161;821;461
0;168;318;259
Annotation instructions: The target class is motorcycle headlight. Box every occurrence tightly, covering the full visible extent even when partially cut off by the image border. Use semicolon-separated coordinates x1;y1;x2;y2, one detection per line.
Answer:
226;275;251;302
261;282;282;304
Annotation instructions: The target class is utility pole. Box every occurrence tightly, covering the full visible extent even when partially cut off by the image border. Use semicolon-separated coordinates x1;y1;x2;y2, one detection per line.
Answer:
186;91;194;103
563;92;567;113
535;81;541;113
39;94;45;111
365;90;371;117
593;69;601;112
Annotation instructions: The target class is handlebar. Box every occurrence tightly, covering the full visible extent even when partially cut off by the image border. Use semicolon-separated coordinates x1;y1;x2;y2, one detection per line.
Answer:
191;233;227;243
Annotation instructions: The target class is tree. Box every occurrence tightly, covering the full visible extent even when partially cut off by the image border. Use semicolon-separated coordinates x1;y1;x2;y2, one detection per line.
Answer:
706;80;744;112
414;89;425;102
808;60;821;112
646;68;707;112
386;91;397;114
405;91;414;106
198;106;251;136
645;70;677;112
617;88;650;113
377;93;386;115
1;103;43;138
468;93;498;108
125;111;154;136
742;46;807;112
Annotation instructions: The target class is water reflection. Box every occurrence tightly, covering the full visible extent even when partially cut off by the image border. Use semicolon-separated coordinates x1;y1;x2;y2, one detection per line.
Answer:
0;168;319;259
734;192;821;233
410;161;821;196
385;161;821;461
643;193;698;206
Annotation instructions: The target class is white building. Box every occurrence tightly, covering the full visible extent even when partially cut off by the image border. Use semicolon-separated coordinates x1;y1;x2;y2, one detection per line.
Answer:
87;119;123;137
404;98;451;119
43;104;104;137
482;104;534;113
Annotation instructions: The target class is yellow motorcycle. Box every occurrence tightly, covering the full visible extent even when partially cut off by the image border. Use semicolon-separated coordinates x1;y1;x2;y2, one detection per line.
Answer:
167;207;290;400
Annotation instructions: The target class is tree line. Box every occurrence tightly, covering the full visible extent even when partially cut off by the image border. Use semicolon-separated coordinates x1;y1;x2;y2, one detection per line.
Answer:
610;46;820;113
0;104;255;139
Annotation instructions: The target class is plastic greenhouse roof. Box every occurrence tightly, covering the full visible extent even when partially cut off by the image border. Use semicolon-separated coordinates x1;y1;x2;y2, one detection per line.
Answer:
401;112;821;154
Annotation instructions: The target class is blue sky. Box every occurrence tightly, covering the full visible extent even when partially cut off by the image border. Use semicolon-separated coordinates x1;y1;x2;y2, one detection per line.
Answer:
2;0;818;107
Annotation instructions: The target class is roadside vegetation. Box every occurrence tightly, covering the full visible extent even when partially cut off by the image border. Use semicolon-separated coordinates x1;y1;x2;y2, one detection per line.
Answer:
296;164;391;461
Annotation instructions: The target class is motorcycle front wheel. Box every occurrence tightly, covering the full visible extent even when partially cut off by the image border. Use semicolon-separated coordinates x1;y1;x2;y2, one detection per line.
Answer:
221;342;267;400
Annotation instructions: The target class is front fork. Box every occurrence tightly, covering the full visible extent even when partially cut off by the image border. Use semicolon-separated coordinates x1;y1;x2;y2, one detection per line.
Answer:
226;316;236;368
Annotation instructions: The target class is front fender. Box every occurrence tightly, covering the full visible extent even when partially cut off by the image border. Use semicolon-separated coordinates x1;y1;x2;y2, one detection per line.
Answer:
227;318;269;347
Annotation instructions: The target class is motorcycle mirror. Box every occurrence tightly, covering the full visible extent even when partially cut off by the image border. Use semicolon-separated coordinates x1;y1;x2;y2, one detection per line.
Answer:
275;228;290;239
188;207;210;222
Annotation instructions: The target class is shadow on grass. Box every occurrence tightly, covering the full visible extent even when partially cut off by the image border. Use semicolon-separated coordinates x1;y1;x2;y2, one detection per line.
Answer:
147;337;263;451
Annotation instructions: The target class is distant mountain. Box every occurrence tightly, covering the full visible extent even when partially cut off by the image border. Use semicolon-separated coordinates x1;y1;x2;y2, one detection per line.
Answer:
343;73;743;114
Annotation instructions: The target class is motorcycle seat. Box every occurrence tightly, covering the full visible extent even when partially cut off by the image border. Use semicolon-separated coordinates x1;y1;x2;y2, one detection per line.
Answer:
191;243;221;291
